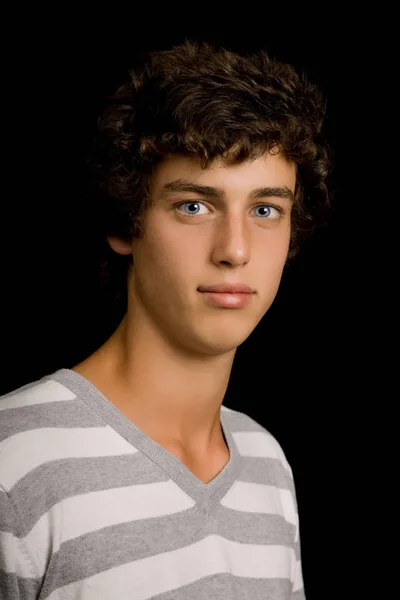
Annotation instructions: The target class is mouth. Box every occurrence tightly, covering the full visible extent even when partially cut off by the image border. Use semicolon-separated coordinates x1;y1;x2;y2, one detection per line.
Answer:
198;284;254;294
197;287;254;308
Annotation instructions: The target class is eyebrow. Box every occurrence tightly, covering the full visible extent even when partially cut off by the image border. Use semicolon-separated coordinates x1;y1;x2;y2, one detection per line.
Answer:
161;178;294;203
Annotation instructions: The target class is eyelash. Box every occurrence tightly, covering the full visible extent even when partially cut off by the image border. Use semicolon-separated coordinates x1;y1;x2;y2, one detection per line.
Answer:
174;201;284;220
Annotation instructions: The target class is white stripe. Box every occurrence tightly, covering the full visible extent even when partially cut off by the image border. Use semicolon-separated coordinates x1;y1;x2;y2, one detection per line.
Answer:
0;531;38;577
48;536;294;600
293;559;304;591
29;481;195;575
221;481;296;524
0;427;138;489
278;486;297;526
233;431;292;472
0;380;76;411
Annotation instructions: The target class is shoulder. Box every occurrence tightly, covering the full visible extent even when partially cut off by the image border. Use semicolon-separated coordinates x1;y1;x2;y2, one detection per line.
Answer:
0;372;105;491
0;372;87;437
0;373;77;411
221;404;293;476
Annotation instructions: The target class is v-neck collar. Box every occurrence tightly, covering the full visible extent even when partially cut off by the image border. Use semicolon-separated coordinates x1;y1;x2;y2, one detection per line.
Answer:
47;368;242;514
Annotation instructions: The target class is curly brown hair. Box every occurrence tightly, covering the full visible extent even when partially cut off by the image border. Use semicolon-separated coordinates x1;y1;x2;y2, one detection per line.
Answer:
89;40;333;304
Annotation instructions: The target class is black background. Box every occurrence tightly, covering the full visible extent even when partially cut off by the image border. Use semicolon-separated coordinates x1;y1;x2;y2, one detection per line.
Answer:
1;10;390;599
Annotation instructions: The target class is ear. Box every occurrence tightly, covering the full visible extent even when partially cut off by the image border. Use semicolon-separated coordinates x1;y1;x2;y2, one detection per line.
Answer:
107;235;133;256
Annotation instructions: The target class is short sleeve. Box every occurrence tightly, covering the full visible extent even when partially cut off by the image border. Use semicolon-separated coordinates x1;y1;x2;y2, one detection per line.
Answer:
290;479;306;599
0;486;42;599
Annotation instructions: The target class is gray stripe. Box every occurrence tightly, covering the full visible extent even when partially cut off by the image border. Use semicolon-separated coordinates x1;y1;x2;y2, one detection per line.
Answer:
9;453;170;534
10;454;294;534
0;570;43;600
42;573;292;600
0;492;22;534
239;456;294;491
39;508;295;598
144;574;292;600
0;400;106;442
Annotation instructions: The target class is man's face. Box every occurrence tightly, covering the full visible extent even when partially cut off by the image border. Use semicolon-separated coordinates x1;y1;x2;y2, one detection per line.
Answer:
117;151;296;356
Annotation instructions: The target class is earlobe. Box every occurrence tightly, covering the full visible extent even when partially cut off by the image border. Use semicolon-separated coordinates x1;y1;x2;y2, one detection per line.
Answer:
106;235;133;256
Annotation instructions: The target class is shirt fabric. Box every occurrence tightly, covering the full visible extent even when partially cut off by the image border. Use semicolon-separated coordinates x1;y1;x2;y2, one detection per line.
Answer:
0;368;306;599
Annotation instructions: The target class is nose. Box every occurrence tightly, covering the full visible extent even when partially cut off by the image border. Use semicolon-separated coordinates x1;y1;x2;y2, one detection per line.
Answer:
211;213;250;268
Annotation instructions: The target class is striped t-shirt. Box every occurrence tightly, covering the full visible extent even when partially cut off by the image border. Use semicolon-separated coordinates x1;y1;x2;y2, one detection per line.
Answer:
0;368;306;599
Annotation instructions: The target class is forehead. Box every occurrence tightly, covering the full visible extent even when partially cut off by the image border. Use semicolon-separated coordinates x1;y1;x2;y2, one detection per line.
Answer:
150;151;297;196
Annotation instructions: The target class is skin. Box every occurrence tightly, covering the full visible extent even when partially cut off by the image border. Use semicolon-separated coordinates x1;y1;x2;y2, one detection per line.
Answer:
73;150;296;481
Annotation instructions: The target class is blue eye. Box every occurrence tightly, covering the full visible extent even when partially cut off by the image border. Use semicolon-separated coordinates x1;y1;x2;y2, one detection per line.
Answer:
177;202;209;216
176;201;282;219
255;206;271;218
253;205;280;219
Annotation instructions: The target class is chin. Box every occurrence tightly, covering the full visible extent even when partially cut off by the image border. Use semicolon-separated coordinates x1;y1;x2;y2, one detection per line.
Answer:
169;314;261;357
192;328;254;356
191;340;244;357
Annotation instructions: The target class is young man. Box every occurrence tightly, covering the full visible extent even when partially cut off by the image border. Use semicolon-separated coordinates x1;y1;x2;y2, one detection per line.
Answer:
0;41;331;599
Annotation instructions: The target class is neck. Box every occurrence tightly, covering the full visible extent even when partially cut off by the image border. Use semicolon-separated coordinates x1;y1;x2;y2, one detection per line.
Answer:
73;312;235;452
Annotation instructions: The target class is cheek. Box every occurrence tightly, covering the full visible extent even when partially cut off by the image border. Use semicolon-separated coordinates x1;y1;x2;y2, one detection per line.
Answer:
272;221;291;258
259;225;290;259
254;233;290;289
139;232;191;289
153;224;206;261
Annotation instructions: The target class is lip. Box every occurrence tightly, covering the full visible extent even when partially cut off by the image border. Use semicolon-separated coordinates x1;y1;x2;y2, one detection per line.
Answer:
199;291;253;308
197;283;255;294
198;284;255;308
